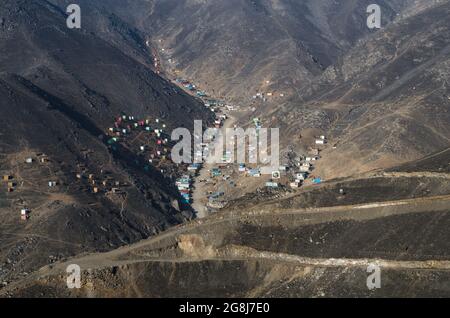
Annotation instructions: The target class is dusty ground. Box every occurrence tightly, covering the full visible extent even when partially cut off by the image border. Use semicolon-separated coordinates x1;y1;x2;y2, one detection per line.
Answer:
1;189;449;297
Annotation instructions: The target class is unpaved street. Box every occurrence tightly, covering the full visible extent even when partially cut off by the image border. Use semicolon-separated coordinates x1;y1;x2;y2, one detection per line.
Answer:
191;114;238;218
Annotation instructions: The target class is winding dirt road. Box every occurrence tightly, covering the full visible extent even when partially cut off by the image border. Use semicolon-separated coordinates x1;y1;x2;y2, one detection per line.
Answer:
1;193;449;297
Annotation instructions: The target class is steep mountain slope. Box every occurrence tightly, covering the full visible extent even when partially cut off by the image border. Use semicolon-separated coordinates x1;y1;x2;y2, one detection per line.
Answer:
69;0;417;103
0;0;212;285
272;0;450;178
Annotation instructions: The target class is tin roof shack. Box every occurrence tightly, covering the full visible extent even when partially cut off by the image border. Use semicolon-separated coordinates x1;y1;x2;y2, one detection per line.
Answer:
20;208;30;221
211;168;222;178
315;139;325;145
38;154;50;163
48;181;57;187
187;163;201;172
25;158;34;164
313;178;323;184
266;182;279;189
248;169;261;177
290;181;301;188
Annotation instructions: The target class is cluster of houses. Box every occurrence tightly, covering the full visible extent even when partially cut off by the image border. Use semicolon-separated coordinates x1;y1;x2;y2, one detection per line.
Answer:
315;135;327;145
75;167;123;195
176;175;192;204
290;136;327;188
207;135;328;191
107;113;173;166
176;78;208;98
3;154;53;221
215;114;227;129
175;78;237;114
252;92;285;101
3;172;32;220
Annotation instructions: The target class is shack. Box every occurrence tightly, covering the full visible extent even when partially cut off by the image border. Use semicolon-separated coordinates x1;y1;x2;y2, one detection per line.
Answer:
20;208;30;221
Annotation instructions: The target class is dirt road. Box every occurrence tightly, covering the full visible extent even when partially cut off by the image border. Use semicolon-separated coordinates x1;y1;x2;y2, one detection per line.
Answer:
1;193;450;297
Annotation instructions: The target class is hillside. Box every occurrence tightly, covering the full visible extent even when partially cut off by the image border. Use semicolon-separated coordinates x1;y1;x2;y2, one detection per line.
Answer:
2;147;450;297
0;0;449;299
66;0;417;103
270;0;450;178
0;0;212;286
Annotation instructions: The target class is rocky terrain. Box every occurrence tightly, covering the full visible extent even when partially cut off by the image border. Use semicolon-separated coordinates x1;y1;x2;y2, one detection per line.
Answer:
0;0;212;286
0;0;448;298
1;148;449;297
94;0;450;179
54;0;418;102
273;0;450;178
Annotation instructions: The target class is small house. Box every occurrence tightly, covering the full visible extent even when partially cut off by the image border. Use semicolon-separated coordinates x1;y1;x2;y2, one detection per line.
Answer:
25;158;33;164
299;166;310;172
315;140;325;145
187;165;198;171
211;168;222;177
2;175;12;181
48;181;57;187
20;208;30;221
248;169;261;177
